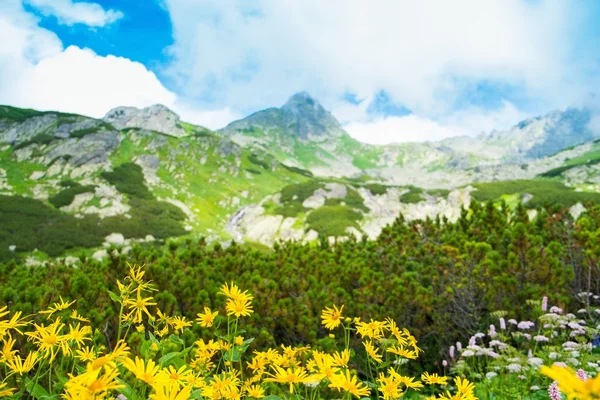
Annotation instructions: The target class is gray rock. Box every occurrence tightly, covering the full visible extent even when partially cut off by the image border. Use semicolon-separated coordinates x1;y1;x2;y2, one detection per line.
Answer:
47;131;120;167
104;233;125;246
103;104;186;137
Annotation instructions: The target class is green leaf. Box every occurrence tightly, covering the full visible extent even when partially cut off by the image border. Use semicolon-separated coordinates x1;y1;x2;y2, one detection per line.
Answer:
116;378;143;400
189;389;204;399
159;351;183;365
224;349;241;362
169;334;184;345
108;290;121;304
25;378;58;400
262;396;283;400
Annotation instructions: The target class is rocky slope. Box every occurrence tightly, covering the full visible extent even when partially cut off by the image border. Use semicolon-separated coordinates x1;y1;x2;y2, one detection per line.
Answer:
1;96;600;261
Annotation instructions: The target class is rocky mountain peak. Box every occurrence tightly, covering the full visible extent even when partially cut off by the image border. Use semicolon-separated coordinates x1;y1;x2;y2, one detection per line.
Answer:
220;92;345;140
103;104;186;137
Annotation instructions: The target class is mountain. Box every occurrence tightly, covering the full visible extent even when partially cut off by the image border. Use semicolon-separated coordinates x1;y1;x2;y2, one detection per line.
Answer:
1;96;600;263
221;92;345;139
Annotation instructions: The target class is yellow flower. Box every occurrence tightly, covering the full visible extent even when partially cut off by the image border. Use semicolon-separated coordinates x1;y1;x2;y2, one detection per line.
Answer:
6;351;39;376
155;365;194;389
122;356;160;386
76;346;96;362
26;318;65;362
63;367;124;399
329;369;371;398
128;263;146;284
65;322;92;346
377;372;403;400
246;384;265;399
169;316;192;333
219;282;254;302
0;335;17;363
150;384;193;400
541;365;600;400
0;306;28;335
69;309;90;323
197;307;219;327
124;288;156;323
234;336;244;346
332;349;350;367
0;381;14;397
356;319;387;339
387;344;418;360
421;371;448;385
226;298;254;318
364;339;383;363
39;297;76;317
321;304;344;330
265;366;311;394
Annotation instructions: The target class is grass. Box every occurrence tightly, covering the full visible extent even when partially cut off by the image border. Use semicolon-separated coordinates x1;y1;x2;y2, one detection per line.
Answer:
274;202;306;218
471;179;600;209
13;133;54;150
538;148;600;178
281;164;314;178
49;184;96;208
248;153;271;170
101;163;152;199
324;187;368;212
280;181;324;203
361;183;389;195
399;186;424;204
337;134;382;170
69;122;115;139
306;205;363;238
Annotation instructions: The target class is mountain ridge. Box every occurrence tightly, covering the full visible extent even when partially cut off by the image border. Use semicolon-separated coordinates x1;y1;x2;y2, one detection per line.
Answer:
1;96;600;263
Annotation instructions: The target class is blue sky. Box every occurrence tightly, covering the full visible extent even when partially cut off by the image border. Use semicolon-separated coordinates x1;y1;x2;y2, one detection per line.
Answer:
1;0;599;143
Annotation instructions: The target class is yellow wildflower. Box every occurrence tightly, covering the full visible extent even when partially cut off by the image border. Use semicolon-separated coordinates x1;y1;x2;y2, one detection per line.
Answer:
321;304;344;330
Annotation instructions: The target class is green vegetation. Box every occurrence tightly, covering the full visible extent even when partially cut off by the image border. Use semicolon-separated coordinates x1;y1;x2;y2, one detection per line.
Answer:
0;105;45;123
281;163;314;177
69;122;114;138
399;185;424;203
538;149;600;178
361;183;389;195
0;160;187;262
428;188;450;197
1;201;595;376
13;133;54;150
280;181;324;203
306;205;363;237
0;195;104;261
471;179;600;208
248;153;271;170
101;163;152;199
324;187;368;212
48;183;96;208
273;202;306;218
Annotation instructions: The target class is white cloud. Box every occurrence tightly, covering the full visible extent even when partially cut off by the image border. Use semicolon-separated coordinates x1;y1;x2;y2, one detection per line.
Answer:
175;104;241;130
24;0;123;27
3;46;177;118
0;1;221;126
162;0;580;118
344;101;530;144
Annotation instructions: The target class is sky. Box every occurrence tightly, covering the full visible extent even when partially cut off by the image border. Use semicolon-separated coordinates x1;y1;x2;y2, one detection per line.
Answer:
1;0;599;144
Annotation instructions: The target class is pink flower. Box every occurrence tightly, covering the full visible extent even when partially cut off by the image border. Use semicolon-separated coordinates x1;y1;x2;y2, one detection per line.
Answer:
577;369;587;382
442;360;448;367
542;296;548;312
449;345;455;359
456;341;462;351
489;324;497;338
499;318;506;330
548;382;561;400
